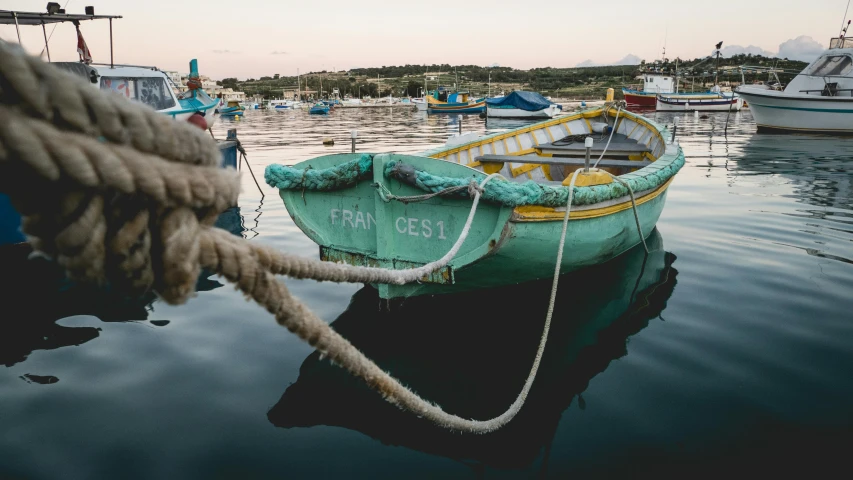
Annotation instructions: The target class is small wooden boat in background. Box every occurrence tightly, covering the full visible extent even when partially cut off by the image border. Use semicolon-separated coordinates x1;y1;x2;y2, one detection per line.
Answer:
218;100;245;117
266;106;684;298
309;103;330;114
656;93;743;111
427;89;486;114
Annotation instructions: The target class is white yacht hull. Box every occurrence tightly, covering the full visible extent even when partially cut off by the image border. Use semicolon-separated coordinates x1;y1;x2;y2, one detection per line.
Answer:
736;88;853;133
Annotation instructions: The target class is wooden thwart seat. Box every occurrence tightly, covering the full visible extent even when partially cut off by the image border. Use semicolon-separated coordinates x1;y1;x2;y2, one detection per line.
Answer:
535;133;651;157
474;154;652;169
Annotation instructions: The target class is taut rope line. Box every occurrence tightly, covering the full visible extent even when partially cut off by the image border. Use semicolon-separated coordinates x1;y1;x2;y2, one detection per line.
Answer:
0;41;583;433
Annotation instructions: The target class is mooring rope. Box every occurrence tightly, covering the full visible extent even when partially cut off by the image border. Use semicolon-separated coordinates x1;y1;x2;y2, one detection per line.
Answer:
0;40;587;433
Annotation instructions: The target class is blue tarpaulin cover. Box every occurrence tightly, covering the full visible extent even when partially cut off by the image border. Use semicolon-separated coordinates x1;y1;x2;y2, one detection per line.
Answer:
485;91;552;111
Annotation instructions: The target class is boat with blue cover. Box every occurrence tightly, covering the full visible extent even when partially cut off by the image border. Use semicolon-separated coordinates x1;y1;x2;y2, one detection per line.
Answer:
265;104;684;298
486;91;562;118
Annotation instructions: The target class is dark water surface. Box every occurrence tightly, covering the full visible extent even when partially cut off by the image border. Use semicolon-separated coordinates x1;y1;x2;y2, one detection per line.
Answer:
2;107;852;478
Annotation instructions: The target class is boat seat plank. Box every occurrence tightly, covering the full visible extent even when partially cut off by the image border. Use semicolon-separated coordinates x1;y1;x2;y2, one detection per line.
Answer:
474;154;652;168
535;133;651;156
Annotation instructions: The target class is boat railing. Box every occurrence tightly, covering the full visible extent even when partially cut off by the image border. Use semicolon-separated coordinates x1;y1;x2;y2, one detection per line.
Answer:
90;62;160;71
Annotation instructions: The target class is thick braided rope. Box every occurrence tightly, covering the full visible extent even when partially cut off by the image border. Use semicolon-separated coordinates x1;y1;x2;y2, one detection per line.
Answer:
0;41;560;433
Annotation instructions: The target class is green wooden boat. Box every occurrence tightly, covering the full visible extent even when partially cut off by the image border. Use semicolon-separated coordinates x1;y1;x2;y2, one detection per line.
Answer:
265;106;684;298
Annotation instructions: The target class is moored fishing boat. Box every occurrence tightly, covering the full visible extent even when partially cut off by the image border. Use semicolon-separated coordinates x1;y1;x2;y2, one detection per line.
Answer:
656;93;744;111
0;9;220;127
736;37;853;133
218;100;245;117
309;102;330;114
427;89;486;114
264;104;684;298
485;91;562;118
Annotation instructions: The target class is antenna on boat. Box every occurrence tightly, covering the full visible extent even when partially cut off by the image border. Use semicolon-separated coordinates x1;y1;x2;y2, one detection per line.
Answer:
840;0;852;38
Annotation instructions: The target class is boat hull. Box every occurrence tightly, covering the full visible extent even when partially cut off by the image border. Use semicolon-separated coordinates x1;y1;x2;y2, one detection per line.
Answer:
737;88;853;134
427;101;486;114
486;105;560;118
277;151;675;299
656;95;743;112
622;90;657;107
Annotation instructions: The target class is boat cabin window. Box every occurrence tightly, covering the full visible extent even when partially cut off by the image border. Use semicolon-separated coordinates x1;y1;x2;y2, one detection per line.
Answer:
809;55;853;77
100;76;177;110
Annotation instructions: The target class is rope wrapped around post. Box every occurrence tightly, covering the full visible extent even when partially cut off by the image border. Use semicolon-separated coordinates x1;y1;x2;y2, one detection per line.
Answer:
0;40;554;434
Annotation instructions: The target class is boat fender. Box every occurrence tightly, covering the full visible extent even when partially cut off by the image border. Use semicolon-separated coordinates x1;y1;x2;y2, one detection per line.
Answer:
323;137;335;146
590;121;612;134
186;112;208;131
563;168;613;187
387;162;418;187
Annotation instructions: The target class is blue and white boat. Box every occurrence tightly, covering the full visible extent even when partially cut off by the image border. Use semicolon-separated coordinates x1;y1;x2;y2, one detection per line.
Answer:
218;100;245;117
309;103;330;114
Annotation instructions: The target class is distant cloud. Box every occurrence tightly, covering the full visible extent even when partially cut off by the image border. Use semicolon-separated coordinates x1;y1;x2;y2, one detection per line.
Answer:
777;35;825;62
271;50;289;55
719;44;775;58
575;54;640;68
212;49;238;54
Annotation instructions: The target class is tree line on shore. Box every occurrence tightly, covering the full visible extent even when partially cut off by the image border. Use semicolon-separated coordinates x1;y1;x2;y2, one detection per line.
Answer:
219;54;808;99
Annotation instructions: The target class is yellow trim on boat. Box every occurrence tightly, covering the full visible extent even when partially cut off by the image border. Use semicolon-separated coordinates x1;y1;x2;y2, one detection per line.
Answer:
510;163;542;177
512;177;675;222
427;108;665;162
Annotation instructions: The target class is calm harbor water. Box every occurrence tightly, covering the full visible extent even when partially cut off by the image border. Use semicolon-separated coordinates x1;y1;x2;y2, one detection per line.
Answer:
1;106;852;478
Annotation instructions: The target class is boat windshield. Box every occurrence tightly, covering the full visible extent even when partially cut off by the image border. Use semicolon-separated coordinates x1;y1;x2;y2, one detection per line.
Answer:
808;55;853;77
99;76;177;110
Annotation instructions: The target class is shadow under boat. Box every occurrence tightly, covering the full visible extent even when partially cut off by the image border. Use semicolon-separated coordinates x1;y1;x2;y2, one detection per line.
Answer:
0;206;246;367
268;229;679;469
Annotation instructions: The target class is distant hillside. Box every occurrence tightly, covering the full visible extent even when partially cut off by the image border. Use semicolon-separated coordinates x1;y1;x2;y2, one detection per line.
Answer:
223;54;808;100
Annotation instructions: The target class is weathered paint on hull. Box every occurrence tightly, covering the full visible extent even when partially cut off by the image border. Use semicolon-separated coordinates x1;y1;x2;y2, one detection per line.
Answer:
376;188;668;298
279;152;673;299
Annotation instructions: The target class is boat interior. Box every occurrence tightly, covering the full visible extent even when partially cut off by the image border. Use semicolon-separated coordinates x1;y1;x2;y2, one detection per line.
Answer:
425;108;667;185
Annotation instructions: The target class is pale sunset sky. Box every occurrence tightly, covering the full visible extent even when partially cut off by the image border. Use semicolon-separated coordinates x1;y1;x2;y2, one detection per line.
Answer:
1;0;849;79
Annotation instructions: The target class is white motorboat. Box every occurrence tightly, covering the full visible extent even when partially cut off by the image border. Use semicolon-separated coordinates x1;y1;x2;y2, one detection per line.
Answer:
736;37;853;133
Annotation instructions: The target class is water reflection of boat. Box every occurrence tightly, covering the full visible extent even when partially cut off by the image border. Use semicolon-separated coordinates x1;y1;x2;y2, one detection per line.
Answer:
0;207;247;367
267;230;678;469
733;134;853;208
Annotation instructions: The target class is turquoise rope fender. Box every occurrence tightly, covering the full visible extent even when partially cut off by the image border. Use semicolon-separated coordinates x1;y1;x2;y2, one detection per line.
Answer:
385;151;684;207
265;154;374;190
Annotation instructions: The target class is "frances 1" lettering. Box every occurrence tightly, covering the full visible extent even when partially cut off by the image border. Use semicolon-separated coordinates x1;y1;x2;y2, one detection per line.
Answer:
331;209;376;230
395;217;447;240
